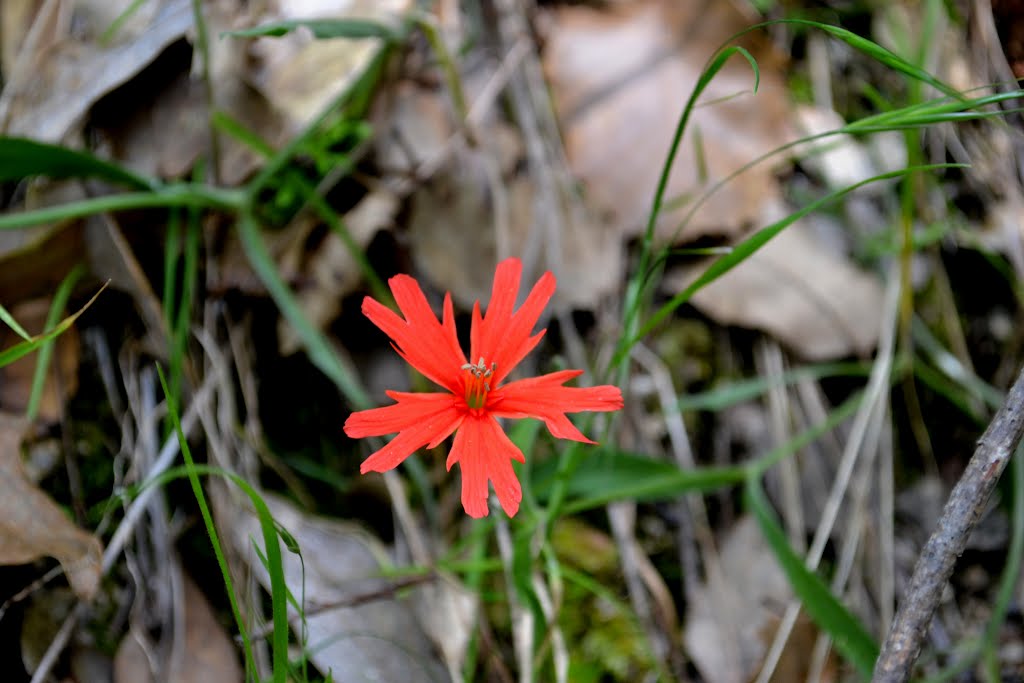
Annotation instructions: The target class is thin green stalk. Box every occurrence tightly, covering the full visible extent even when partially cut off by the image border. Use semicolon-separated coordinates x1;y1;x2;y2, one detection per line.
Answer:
0;185;244;230
190;0;222;184
156;368;265;682
26;265;86;421
212;110;390;304
237;212;372;409
135;460;295;683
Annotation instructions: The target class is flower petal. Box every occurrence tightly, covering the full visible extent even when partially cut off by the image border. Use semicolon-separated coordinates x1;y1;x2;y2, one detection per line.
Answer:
472;258;557;385
362;276;466;393
445;415;525;518
344;392;461;473
489;370;624;443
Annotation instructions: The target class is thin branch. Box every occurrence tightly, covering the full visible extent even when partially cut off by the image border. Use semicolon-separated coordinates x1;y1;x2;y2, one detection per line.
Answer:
873;363;1024;682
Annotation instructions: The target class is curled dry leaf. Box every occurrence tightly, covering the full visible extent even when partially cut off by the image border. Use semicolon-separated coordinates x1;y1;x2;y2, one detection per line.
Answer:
666;217;884;360
0;413;102;600
543;0;796;243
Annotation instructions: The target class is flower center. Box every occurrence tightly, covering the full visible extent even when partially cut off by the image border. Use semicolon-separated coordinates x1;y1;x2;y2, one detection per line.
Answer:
462;357;496;410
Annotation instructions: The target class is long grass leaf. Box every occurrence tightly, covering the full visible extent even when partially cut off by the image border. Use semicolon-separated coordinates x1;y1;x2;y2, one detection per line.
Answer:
0;137;157;189
0;304;32;341
237;213;371;409
226;18;400;41
0;282;107;368
27;265;85;421
745;476;879;677
157;369;292;683
626;163;963;354
0;187;244;231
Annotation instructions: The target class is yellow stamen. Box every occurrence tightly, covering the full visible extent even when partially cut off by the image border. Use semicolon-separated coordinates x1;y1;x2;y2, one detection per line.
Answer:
462;357;496;410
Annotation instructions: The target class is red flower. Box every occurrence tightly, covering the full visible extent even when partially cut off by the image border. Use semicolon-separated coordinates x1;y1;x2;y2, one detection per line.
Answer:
344;257;624;518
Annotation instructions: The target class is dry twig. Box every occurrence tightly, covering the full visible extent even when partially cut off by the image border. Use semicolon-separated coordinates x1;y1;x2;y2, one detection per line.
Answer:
873;363;1024;682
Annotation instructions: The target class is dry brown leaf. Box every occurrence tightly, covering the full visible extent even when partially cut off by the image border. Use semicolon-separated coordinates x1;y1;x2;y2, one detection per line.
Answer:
0;413;102;600
1;182;89;305
386;82;623;309
793;104;906;192
543;0;796;243
113;575;243;683
220;492;461;682
0;233;85;315
0;298;80;423
75;0;287;185
682;515;837;683
245;0;412;137
666;217;884;359
0;0;192;140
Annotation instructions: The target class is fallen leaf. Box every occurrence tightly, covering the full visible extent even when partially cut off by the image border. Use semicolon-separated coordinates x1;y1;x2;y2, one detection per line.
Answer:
683;516;836;683
0;181;88;306
245;0;412;137
665;216;884;360
220;493;461;682
543;0;796;243
0;0;192;141
113;574;243;683
386;82;623;309
0;413;102;600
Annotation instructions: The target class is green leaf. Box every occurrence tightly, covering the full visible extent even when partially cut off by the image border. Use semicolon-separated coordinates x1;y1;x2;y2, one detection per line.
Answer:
0;283;107;368
0;304;32;341
27;265;85;421
237;213;371;409
745;476;879;677
0;137;156;189
677;361;871;413
158;368;289;683
630;163;963;349
225;18;399;41
532;449;746;514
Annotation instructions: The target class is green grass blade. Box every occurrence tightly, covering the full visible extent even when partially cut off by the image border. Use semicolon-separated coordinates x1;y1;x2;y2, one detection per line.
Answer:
135;459;296;683
625;163;964;355
745;476;879;677
0;304;32;341
225;18;400;41
0;283;107;368
157;369;292;683
26;265;85;421
536;450;746;514
0;137;157;189
0;186;244;230
742;19;965;102
237;212;371;409
676;361;871;413
617;45;759;375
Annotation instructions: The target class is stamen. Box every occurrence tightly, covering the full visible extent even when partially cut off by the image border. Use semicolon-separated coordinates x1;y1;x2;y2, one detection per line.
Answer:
462;358;497;409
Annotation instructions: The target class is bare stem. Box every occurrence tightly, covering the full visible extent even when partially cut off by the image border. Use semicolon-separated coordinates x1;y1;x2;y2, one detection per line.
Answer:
873;363;1024;682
